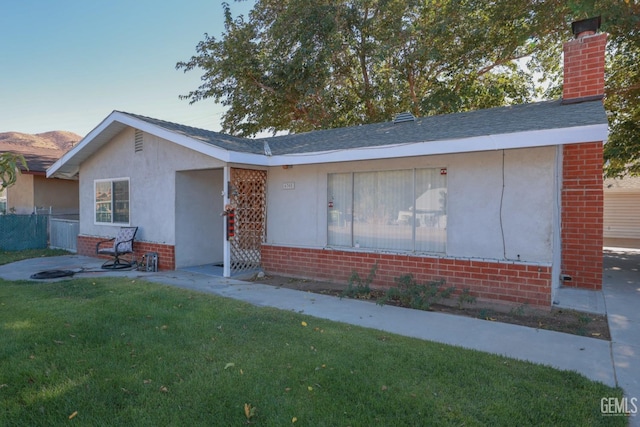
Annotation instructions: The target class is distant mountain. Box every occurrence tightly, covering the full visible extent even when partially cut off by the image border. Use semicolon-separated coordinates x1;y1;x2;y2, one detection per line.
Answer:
0;131;82;172
0;131;81;151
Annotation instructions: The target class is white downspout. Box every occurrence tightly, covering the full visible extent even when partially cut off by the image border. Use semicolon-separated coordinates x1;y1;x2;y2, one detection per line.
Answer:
551;145;563;304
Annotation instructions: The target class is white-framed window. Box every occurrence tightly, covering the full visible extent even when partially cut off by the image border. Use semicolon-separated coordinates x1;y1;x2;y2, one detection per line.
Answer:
328;168;447;253
94;178;130;225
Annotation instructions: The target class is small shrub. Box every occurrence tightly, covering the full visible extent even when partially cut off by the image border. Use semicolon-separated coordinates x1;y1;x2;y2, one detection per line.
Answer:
578;314;592;324
377;274;455;311
457;288;476;308
341;262;377;299
509;303;528;317
479;308;495;320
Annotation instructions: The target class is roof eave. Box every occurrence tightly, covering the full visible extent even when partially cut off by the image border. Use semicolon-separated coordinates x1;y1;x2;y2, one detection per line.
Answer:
48;111;124;179
47;111;239;178
47;111;608;176
262;123;608;166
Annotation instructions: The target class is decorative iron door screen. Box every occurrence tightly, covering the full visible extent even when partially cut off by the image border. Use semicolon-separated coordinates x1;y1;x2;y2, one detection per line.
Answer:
229;168;267;274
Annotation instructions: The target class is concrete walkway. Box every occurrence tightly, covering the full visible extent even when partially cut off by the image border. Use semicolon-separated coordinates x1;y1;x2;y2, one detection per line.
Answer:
1;250;638;423
602;248;640;425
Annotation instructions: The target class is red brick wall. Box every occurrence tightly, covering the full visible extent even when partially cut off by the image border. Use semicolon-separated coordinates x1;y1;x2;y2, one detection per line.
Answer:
563;33;607;100
561;142;603;290
262;245;552;308
77;235;175;271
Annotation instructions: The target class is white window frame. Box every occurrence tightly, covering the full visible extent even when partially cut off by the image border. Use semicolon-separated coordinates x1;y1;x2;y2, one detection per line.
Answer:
94;178;130;225
327;168;447;254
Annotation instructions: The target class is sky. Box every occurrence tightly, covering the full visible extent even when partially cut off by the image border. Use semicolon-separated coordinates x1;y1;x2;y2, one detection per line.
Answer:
1;0;256;137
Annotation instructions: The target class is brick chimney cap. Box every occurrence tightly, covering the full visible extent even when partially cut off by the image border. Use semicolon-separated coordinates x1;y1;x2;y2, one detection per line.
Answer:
571;16;602;38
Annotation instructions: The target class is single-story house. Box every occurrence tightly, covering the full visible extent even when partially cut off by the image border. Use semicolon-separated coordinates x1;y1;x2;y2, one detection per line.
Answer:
48;23;608;309
1;132;79;216
604;176;640;248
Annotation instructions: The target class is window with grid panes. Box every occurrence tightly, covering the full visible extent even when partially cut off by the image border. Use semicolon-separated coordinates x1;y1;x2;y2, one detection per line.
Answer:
327;168;446;253
95;178;130;224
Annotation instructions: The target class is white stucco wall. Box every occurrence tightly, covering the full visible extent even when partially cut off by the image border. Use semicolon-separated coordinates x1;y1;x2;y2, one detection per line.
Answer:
79;127;557;266
79;128;226;245
266;146;556;264
175;169;224;267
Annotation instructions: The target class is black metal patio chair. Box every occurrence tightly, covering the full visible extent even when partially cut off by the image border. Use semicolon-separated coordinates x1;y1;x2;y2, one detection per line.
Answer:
96;226;138;269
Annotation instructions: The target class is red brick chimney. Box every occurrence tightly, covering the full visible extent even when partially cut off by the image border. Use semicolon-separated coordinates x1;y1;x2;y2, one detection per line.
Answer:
563;16;607;102
560;17;607;292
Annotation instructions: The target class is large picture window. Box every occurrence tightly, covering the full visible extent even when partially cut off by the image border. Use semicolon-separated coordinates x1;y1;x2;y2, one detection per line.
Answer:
328;169;446;253
95;178;130;224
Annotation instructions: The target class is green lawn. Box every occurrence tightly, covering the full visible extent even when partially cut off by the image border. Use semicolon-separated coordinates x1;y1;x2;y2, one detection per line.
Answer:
0;272;625;426
0;248;70;266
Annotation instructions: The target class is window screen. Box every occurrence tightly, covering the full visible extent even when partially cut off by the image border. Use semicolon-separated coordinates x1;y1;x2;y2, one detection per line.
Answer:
328;168;446;253
95;179;130;224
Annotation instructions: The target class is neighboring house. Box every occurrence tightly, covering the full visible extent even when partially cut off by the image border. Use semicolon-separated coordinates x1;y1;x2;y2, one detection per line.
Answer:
0;131;80;216
48;22;608;309
604;176;640;249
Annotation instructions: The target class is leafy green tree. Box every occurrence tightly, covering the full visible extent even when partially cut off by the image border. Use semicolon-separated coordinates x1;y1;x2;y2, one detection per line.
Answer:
604;38;640;178
178;1;640;178
598;1;640;178
177;0;571;137
0;152;27;189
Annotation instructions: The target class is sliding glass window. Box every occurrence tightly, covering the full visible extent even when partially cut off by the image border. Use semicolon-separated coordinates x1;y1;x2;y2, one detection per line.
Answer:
328;169;446;253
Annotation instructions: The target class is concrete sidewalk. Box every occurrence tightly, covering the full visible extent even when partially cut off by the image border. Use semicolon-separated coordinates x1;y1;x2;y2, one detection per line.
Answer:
1;250;638;423
602;248;640;426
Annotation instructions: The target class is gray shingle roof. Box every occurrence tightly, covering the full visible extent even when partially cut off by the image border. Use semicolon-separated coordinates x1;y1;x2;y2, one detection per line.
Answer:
262;99;607;155
123;98;607;156
122;112;264;155
0;144;66;173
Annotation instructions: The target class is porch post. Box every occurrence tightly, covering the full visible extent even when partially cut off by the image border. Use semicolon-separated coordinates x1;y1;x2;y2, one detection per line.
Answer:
223;166;231;278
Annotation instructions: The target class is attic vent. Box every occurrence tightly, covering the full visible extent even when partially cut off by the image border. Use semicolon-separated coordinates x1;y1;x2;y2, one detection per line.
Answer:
134;130;143;152
393;112;416;124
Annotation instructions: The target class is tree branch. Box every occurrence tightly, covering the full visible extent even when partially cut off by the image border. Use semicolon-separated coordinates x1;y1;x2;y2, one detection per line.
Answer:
476;52;532;76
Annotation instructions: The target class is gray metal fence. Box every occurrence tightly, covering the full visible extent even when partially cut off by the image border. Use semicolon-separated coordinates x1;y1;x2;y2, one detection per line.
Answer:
49;218;79;252
0;215;49;250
